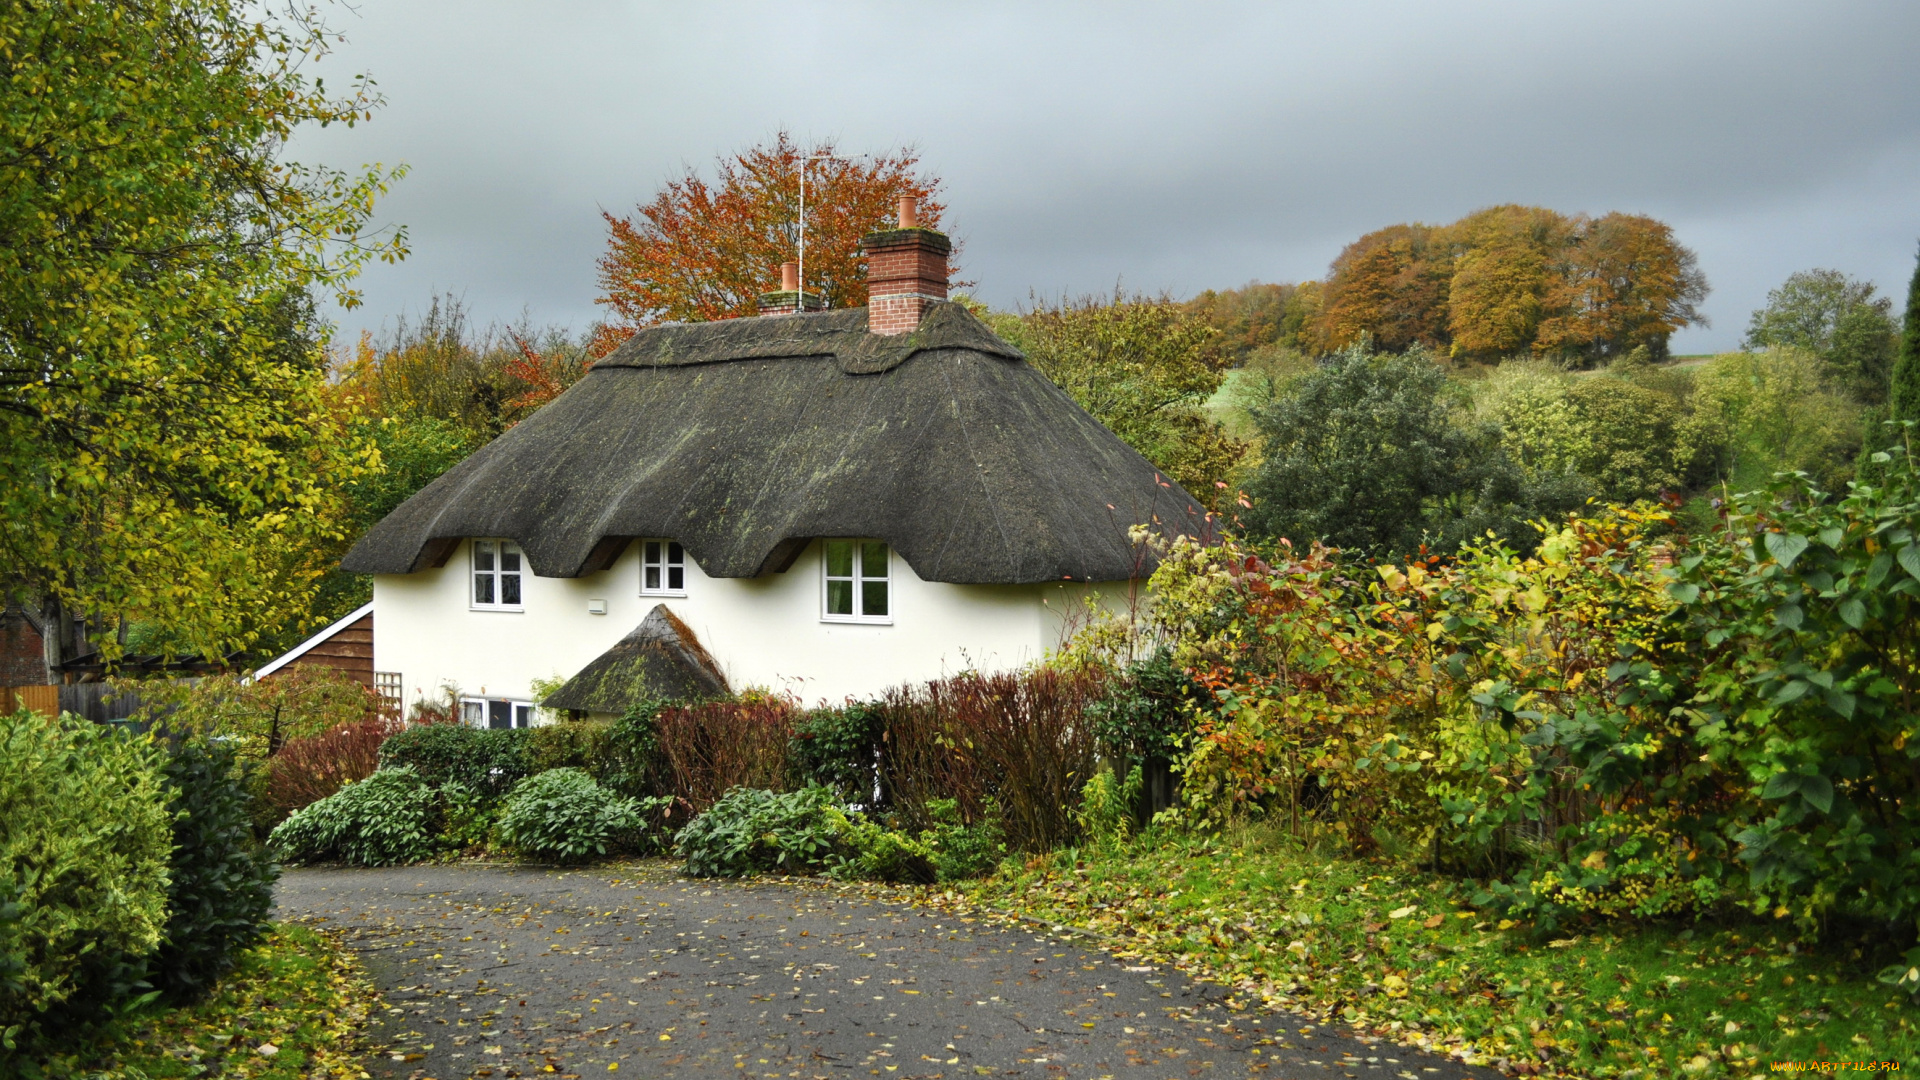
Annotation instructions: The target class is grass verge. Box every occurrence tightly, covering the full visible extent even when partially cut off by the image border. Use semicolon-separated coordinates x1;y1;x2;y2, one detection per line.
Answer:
42;924;376;1079
949;826;1917;1079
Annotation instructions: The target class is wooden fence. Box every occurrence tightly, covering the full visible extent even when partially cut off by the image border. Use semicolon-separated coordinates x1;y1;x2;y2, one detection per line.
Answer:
1;684;58;718
57;682;159;724
2;682;182;724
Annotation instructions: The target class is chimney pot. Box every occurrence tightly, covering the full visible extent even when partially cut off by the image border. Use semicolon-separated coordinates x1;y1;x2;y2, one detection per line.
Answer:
756;261;816;316
898;195;918;229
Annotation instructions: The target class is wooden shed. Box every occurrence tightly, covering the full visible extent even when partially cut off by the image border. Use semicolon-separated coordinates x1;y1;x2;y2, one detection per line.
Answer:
254;601;377;689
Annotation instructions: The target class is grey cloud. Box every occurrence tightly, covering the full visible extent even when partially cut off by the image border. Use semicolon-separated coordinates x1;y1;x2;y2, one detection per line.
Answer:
294;0;1920;352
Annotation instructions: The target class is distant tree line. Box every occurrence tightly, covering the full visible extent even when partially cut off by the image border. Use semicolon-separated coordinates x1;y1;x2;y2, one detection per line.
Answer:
1197;245;1920;562
1189;205;1710;365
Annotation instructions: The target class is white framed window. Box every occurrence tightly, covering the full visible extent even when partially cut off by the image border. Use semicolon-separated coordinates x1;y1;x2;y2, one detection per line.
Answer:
460;697;536;729
822;539;891;624
640;539;687;596
471;539;524;610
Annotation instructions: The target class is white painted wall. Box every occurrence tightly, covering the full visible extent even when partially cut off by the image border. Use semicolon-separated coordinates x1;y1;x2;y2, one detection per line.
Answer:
372;538;1121;714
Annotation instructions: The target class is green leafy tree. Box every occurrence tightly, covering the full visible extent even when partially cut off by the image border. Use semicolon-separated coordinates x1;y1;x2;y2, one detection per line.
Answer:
245;415;479;659
1242;344;1584;559
1561;377;1686;501
1745;268;1898;403
988;294;1245;508
1680;349;1862;491
0;0;406;657
1894;246;1920;426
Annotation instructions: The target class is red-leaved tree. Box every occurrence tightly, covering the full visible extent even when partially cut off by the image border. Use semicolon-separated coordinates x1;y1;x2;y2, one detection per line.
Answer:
596;132;951;327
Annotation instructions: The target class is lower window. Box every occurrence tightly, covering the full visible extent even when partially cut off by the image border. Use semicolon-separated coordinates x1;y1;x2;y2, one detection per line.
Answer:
822;539;890;623
460;697;536;729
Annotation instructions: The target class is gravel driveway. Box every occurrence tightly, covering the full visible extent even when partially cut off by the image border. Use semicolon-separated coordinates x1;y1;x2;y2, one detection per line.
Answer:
276;863;1492;1080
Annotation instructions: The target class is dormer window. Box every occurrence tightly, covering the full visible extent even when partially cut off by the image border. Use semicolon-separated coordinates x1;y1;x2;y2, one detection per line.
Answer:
472;540;524;611
822;539;890;624
641;540;687;596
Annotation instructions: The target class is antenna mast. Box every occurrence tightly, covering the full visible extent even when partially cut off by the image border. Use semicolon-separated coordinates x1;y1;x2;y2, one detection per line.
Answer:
798;150;846;310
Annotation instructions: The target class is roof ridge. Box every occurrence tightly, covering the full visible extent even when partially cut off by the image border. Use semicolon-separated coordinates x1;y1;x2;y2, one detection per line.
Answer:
597;301;1023;375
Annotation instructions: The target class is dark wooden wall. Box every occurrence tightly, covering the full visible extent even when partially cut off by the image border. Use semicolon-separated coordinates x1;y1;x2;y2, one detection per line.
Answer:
266;612;375;688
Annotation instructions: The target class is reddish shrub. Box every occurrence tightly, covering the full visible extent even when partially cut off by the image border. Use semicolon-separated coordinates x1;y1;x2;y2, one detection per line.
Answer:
655;697;795;813
879;670;1098;852
266;714;406;817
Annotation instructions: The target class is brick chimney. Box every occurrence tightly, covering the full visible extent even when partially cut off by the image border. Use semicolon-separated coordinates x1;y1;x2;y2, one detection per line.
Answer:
861;196;950;335
757;261;819;316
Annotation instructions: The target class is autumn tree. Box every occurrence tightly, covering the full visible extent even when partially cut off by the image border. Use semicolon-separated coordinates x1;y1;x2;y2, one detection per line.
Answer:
597;133;949;327
1444;205;1575;360
1533;212;1709;365
1184;280;1322;362
0;0;405;659
1311;224;1452;353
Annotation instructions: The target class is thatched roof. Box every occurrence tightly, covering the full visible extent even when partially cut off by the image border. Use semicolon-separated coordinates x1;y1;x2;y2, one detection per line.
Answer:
342;302;1211;584
541;605;729;711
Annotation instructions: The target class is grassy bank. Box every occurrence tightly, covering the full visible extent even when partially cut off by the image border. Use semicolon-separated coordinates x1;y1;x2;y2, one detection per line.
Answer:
951;827;1915;1078
38;924;375;1080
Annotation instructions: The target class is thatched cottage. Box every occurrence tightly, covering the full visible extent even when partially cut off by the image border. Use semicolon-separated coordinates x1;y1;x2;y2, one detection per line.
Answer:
323;200;1211;724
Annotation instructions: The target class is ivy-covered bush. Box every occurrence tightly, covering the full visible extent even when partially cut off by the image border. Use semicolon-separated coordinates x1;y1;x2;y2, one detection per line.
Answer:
675;786;855;878
151;738;277;1002
495;769;671;864
378;723;532;803
269;767;441;866
1086;647;1203;766
789;703;882;805
0;710;173;1043
592;699;671;803
1074;765;1144;847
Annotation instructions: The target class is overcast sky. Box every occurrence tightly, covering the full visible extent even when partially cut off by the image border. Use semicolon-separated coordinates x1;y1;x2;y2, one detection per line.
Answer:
293;0;1920;354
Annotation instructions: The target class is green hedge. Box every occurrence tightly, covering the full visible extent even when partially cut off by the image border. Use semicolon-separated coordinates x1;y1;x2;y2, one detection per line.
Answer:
377;724;531;802
152;738;278;1002
0;711;173;1045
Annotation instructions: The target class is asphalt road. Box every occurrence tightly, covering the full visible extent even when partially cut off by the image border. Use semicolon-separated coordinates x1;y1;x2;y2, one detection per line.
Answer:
275;863;1495;1080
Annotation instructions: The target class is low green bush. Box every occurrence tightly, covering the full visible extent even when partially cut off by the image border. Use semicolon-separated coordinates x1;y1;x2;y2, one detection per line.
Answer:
151;738;277;1003
789;703;882;804
836;820;936;884
0;710;173;1046
439;781;499;854
269;767;440;866
675;786;855;878
920;798;1008;882
495;768;671;864
526;719;612;775
378;724;531;802
674;787;995;884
